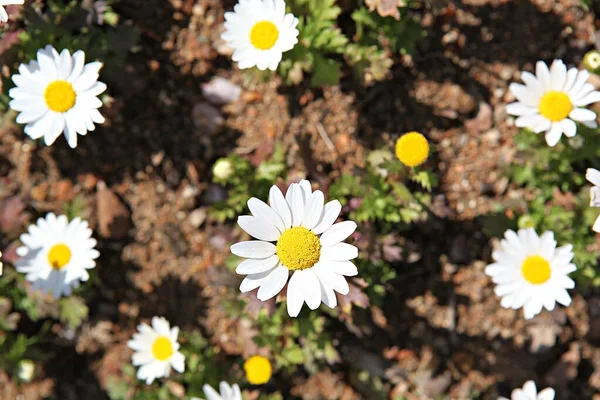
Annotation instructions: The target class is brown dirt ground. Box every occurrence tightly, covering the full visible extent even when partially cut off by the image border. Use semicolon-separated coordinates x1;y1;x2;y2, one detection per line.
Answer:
2;0;600;399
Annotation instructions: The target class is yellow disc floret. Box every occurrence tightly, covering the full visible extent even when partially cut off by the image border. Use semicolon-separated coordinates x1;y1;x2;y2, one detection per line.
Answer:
151;336;174;361
47;243;72;270
44;80;77;113
521;255;551;285
250;21;279;50
395;132;430;167
244;355;272;385
538;91;572;122
276;227;321;271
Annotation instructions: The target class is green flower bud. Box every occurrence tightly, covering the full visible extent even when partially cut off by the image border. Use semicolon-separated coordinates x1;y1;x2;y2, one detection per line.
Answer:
583;50;600;73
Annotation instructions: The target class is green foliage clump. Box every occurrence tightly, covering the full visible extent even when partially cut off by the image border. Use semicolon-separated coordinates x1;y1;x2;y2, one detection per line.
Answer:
329;148;435;227
253;304;339;374
507;127;600;285
279;0;423;86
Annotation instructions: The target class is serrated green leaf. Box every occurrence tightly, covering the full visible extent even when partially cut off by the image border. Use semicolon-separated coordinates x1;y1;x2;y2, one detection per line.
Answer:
311;54;341;86
282;344;304;364
59;296;89;330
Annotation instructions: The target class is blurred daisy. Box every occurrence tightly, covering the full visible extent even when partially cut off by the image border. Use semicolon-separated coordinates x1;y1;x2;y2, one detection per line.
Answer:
221;0;299;71
587;168;600;232
9;45;106;148
244;355;272;385
499;380;555;400
231;179;359;317
127;316;185;385
16;213;99;299
200;382;242;400
0;0;23;23
485;228;575;319
507;59;600;147
395;131;429;167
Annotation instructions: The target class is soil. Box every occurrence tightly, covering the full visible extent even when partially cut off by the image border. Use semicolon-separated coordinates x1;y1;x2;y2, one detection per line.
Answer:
2;0;600;399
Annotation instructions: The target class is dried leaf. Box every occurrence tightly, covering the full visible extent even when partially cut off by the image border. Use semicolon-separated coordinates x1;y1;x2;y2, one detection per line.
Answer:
365;0;406;19
242;291;275;318
76;321;114;354
291;369;360;400
96;181;131;239
338;279;370;314
464;102;493;134
544;343;580;391
0;196;28;236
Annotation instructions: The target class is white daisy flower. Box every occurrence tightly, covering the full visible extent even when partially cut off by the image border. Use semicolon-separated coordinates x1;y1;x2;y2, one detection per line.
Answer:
127;316;185;385
231;179;359;318
199;381;242;400
485;228;575;320
0;0;23;22
587;168;600;232
9;45;107;148
15;213;99;299
221;0;299;71
499;380;555;400
507;59;600;147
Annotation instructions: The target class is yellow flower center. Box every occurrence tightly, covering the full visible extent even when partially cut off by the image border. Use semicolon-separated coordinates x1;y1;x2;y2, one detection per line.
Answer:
249;21;279;50
538;91;572;122
276;227;321;271
151;336;174;361
44;80;76;113
395;132;430;167
47;244;72;270
521;255;551;285
244;355;272;385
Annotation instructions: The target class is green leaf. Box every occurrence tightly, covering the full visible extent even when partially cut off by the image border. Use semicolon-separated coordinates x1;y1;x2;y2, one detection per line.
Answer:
106;377;130;400
311;53;341;86
59;296;89;330
282;344;304;364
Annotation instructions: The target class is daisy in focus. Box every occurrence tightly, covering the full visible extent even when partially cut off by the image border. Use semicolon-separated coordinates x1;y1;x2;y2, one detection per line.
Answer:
127;316;185;385
485;227;575;320
221;0;299;71
15;213;99;299
587;168;600;232
507;59;600;147
244;355;272;385
395;131;430;167
9;45;107;148
0;0;23;23
499;380;555;400
231;179;359;317
200;382;242;400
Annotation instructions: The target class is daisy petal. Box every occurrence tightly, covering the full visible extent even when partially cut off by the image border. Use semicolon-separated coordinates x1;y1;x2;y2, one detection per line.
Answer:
587;168;600;187
312;200;342;235
302;190;324;230
248;197;285;232
569;108;596;122
269;186;292;229
320;221;357;247
237;215;280;241
545;123;563;147
257;265;289;301
560;119;577;138
231;241;276;258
